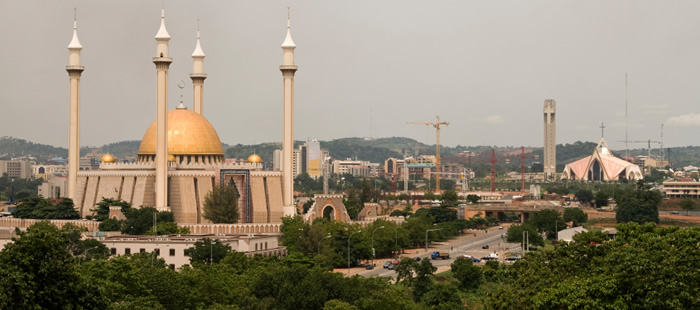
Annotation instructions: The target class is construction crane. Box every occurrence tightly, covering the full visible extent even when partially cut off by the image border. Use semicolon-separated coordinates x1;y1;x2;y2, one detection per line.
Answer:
408;116;449;192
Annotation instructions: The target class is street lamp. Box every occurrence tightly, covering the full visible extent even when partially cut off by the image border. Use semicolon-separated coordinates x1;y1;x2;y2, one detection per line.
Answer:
317;233;332;254
425;228;442;251
394;225;399;257
347;230;361;276
371;226;385;265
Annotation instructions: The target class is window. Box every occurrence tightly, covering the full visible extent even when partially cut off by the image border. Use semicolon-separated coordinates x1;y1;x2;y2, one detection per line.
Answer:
169;264;175;270
169;249;175;256
255;244;258;251
140;248;146;253
155;248;160;256
110;248;116;256
265;242;268;250
125;248;131;255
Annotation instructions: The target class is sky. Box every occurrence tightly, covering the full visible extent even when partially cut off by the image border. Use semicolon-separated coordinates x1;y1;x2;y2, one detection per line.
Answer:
1;1;699;150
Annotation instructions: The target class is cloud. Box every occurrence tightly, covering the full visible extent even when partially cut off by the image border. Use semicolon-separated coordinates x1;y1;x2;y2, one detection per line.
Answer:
666;113;700;127
484;115;505;124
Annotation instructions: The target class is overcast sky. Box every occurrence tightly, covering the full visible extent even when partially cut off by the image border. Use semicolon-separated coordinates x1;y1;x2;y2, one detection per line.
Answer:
1;1;699;150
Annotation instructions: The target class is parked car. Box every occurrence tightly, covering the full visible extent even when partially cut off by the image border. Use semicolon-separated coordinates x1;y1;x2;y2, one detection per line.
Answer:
505;256;521;261
387;263;395;270
414;257;421;262
366;264;374;270
498;226;504;230
481;256;498;261
671;211;680;215
472;257;482;263
383;261;392;269
482;245;489;249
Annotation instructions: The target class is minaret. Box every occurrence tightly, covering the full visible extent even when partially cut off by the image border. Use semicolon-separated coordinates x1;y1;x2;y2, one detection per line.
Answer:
66;11;84;201
280;11;298;217
153;8;172;210
543;99;556;181
190;22;206;115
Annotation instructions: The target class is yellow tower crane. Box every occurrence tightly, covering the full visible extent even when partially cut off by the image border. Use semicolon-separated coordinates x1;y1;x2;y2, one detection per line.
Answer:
408;115;449;192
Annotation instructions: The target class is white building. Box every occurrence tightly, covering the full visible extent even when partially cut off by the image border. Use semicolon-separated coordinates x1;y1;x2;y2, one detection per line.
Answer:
100;234;284;269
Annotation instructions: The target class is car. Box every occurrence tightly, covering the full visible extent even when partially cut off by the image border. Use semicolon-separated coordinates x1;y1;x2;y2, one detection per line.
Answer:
414;257;421;262
387;264;395;270
392;260;399;265
505;256;521;261
383;261;392;269
481;256;498;261
472;257;482;263
366;264;374;270
498;226;504;230
482;245;489;249
671;211;680;215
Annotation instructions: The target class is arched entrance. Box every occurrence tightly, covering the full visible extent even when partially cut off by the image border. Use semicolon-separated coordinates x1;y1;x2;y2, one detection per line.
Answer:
322;205;335;220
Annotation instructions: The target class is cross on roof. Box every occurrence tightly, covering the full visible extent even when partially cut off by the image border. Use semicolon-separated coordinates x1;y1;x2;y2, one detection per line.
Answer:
600;122;606;138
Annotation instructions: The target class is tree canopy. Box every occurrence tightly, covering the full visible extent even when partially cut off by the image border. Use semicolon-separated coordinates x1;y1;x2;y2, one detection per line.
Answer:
13;197;80;219
616;180;662;224
203;183;241;224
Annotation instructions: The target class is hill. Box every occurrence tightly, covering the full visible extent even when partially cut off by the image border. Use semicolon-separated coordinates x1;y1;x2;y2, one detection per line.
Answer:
3;136;698;168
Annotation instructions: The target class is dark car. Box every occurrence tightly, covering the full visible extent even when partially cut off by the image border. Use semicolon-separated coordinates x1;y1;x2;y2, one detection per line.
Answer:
482;245;489;249
414;257;421;262
481;256;498;261
472;257;482;263
383;261;392;269
387;263;395;270
505;256;521;261
366;264;374;270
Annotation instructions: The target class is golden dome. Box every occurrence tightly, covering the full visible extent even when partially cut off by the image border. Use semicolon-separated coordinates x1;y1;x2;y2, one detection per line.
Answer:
138;108;224;157
100;154;115;163
168;154;176;162
247;154;263;163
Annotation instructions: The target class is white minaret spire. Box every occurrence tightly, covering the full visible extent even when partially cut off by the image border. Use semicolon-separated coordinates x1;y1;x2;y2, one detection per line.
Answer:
66;9;84;203
280;8;298;216
153;7;172;210
191;20;207;115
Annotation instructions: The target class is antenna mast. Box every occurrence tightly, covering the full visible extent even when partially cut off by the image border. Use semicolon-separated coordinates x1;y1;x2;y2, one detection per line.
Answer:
625;73;628;158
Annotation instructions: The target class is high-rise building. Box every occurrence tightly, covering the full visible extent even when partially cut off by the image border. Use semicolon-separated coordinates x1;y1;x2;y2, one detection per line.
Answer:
543;99;556;180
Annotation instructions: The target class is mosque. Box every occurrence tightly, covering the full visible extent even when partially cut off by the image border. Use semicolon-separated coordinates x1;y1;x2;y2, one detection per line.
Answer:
65;9;298;224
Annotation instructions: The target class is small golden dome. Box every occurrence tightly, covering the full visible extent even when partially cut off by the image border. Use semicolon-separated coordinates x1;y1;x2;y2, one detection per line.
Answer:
138;108;224;157
168;154;176;162
100;154;116;163
248;154;263;163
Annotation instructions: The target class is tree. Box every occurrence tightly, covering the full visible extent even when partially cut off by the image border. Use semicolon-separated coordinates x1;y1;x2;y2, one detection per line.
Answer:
13;197;80;219
412;259;437;300
527;209;566;239
616;180;661;224
395;257;419;285
466;194;481;204
121;207;176;235
146;221;190;235
90;197;132;221
679;198;696;216
575;189;594;204
186;238;232;265
563;208;588;226
0;221;109;309
506;223;544;247
594;191;610;207
451;258;482;289
423;191;437;201
484;223;700;309
203;183;240;224
440;190;459;206
99;218;122;231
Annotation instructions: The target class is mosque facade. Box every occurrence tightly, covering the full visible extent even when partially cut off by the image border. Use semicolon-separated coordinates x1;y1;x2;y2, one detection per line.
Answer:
66;9;296;224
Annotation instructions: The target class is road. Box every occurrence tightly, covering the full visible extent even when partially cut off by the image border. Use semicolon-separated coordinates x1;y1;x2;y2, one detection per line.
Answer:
359;225;519;278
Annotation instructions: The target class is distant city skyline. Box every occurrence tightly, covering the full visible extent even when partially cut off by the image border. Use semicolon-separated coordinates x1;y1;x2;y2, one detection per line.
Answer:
1;1;699;149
